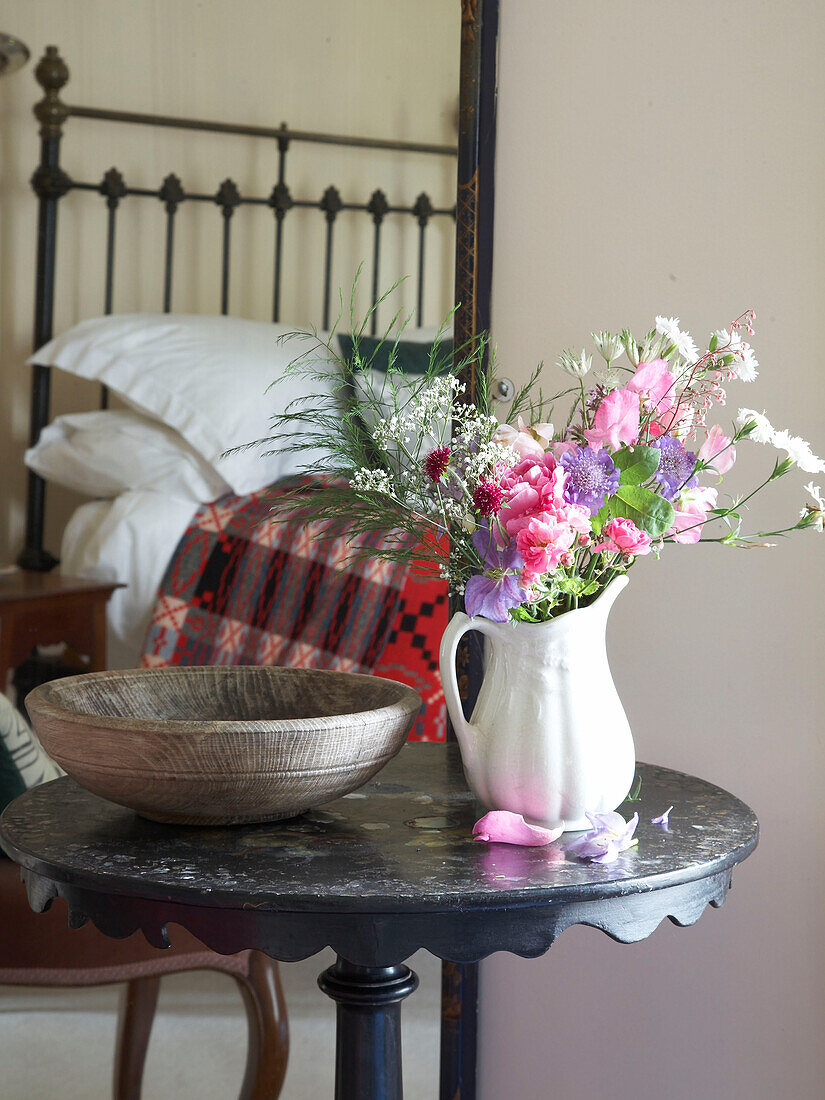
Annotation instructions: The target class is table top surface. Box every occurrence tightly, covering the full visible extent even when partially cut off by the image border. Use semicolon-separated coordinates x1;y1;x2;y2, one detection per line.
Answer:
0;744;758;916
0;569;122;604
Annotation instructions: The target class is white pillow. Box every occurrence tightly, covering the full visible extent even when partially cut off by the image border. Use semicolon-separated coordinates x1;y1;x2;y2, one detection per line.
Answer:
29;314;335;496
25;409;231;502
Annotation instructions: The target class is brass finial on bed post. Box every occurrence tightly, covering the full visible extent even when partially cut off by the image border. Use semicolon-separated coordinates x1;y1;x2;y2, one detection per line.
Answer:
33;46;69;140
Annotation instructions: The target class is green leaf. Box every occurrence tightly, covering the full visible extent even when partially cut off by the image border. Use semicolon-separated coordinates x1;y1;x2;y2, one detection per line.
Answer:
592;500;611;535
612;445;661;486
709;333;718;353
611;484;675;539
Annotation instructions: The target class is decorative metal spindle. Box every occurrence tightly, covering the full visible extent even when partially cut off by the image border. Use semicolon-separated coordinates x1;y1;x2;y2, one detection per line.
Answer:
319;185;342;331
412;192;433;328
158;174;184;313
98;167;126;409
100;168;125;316
269;128;292;323
214;178;241;315
367;189;389;336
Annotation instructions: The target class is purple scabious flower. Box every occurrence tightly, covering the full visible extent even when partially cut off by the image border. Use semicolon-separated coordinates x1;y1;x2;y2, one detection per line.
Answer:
464;523;527;622
651;434;698;500
559;446;620;515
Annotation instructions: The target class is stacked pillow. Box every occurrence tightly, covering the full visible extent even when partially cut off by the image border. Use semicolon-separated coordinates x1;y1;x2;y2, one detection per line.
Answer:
27;314;338;502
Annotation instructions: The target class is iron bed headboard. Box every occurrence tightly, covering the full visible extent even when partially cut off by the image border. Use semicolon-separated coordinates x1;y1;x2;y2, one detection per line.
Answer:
21;45;458;570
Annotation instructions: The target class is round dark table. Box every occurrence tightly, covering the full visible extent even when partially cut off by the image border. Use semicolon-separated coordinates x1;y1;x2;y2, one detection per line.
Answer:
0;744;758;1100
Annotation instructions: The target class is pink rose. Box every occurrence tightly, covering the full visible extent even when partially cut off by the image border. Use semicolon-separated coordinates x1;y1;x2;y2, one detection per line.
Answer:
668;486;718;544
698;425;736;474
499;456;563;537
515;515;577;580
595;517;652;558
583;389;640;450
626;359;676;419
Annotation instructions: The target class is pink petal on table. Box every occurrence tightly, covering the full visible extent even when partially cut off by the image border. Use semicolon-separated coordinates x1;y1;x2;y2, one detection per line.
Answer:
472;811;564;846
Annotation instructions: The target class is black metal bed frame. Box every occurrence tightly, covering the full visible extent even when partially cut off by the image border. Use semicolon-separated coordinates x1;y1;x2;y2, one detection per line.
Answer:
20;46;457;571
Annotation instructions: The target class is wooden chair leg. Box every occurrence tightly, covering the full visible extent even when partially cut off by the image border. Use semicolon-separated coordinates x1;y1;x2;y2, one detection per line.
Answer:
235;952;289;1100
114;975;162;1100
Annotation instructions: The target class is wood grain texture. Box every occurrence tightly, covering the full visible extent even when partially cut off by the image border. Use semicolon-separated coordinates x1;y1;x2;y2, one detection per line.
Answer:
25;666;421;825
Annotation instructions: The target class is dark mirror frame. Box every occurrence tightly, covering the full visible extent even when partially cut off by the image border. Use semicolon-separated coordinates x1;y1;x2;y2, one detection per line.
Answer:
444;3;498;1098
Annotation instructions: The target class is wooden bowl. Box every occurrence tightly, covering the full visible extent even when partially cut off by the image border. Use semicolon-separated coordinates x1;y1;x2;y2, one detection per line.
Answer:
25;666;421;825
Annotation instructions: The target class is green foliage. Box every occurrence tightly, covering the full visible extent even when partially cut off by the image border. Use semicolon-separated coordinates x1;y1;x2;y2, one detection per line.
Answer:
612;445;661;486
609;485;675;539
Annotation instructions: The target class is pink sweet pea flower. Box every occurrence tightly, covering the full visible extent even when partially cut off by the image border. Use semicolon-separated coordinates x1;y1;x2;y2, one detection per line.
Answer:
668;485;718;544
626;359;676;419
494;417;555;460
594;517;651;557
698;424;736;474
583;389;640;450
551;441;577;459
473;811;564;846
515;515;577;580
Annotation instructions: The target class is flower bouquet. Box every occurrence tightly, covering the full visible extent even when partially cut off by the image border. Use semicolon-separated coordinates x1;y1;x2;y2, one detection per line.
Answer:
261;307;824;830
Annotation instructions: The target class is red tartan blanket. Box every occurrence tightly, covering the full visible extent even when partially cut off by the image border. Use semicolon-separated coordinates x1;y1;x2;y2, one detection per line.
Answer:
141;483;446;741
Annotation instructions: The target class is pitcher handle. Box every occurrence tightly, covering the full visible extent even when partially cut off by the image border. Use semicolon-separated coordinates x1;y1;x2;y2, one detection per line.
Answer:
439;612;497;745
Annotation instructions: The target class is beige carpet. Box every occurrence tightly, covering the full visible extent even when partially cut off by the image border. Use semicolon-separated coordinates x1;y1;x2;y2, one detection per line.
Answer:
0;949;440;1099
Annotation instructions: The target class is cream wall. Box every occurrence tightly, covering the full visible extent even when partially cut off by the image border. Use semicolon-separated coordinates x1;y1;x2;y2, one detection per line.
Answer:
0;0;458;562
480;3;824;1098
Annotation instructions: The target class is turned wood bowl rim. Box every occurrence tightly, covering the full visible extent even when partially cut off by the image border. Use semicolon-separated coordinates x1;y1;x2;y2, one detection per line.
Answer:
25;665;422;736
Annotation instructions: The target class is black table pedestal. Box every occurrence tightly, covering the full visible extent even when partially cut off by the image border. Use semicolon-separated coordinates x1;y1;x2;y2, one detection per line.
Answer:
319;957;419;1100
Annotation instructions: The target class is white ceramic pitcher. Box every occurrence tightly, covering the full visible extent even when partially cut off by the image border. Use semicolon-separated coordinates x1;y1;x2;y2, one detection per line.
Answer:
439;575;635;832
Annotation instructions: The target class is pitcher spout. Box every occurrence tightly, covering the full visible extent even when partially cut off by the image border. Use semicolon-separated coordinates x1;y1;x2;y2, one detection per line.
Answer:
588;573;629;619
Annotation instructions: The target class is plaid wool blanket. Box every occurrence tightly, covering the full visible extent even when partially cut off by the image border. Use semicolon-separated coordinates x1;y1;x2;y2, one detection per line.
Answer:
141;483;446;740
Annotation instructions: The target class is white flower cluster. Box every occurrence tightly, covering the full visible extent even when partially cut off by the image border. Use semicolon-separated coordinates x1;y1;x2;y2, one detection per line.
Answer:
437;562;466;596
451;402;512;483
714;328;759;382
737;408;825;473
655;315;700;365
372;412;413;450
463;438;517;484
350;468;393;494
371;376;462;452
407;375;463;428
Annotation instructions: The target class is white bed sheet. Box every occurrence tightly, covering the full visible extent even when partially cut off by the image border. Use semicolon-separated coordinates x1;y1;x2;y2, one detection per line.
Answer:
60;491;197;669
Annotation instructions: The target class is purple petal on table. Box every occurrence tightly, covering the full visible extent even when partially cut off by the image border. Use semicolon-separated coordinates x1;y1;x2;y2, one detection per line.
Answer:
472;811;564;846
565;831;614;860
585;811;628;833
566;810;639;862
651;805;673;827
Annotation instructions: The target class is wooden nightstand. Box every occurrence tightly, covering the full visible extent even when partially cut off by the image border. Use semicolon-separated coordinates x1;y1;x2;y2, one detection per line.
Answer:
0;570;122;688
